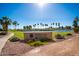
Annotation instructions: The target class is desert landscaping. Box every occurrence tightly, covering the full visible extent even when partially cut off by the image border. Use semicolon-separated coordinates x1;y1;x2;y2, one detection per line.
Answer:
0;3;79;56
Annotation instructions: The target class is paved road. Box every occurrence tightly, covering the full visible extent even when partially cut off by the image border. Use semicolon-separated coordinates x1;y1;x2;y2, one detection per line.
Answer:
0;33;14;53
24;34;79;56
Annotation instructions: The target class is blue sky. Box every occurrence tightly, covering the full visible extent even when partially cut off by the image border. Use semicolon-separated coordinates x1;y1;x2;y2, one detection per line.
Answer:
0;3;79;29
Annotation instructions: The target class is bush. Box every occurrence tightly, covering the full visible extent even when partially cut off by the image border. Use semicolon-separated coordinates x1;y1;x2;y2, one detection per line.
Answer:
40;38;48;42
0;31;7;35
27;41;47;47
27;40;34;43
0;28;3;31
9;37;20;42
40;38;54;42
66;33;72;36
33;42;43;46
55;34;65;39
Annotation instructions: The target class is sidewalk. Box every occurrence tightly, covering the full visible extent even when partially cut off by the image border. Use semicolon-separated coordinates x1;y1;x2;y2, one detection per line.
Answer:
0;33;14;53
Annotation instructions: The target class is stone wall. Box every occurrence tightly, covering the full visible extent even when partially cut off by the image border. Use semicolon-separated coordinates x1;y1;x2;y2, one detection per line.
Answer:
24;32;52;42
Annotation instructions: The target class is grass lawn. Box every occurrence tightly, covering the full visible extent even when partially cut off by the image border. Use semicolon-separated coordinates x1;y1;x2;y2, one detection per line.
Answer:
9;30;24;39
52;32;73;39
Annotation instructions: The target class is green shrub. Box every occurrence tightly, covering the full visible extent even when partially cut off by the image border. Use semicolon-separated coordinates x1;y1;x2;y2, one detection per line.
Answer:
40;38;49;42
9;37;20;42
27;41;47;47
27;40;34;43
40;38;54;42
55;34;65;39
0;31;7;35
33;42;43;46
66;33;72;36
0;32;6;35
0;28;3;31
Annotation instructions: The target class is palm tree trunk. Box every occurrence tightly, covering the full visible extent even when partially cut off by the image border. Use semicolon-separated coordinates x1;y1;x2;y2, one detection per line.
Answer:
2;24;8;33
14;25;16;30
74;26;78;33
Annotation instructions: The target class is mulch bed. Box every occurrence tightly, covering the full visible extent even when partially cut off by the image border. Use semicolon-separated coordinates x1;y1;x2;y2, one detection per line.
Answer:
0;40;35;56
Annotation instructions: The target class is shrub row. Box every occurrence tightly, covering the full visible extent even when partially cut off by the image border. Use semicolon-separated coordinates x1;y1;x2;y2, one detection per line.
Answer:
9;37;20;42
55;33;72;39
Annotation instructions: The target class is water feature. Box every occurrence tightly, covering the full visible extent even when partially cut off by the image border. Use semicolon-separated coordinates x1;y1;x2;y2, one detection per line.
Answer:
25;29;73;32
52;30;73;32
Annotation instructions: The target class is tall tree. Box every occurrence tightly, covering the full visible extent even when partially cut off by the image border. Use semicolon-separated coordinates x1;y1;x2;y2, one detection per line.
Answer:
37;23;39;29
73;17;79;33
0;19;3;28
33;24;36;29
58;23;60;28
17;24;19;29
33;25;35;28
0;16;11;32
65;26;72;30
52;23;54;25
26;26;29;30
13;21;19;30
52;23;54;28
45;24;48;28
56;23;58;28
29;25;32;30
40;23;45;29
23;26;26;30
26;25;32;30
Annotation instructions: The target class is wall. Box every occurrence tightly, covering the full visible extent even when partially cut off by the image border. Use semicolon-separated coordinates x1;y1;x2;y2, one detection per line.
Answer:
24;32;52;42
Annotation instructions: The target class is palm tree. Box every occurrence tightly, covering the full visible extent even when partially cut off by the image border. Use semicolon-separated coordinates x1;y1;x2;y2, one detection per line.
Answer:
37;24;39;25
26;26;29;30
52;23;54;25
61;26;64;29
40;23;44;28
35;24;36;27
17;24;19;29
0;16;11;32
37;23;39;29
0;19;3;27
26;25;32;30
23;26;26;31
51;23;52;28
56;22;58;28
13;21;19;30
52;22;55;28
33;24;36;29
73;17;79;33
43;24;44;29
40;23;43;26
33;25;35;28
58;23;60;28
29;25;32;30
45;24;48;28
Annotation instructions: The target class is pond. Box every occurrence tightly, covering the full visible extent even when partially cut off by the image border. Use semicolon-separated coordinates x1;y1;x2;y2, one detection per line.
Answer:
25;30;73;33
52;30;73;32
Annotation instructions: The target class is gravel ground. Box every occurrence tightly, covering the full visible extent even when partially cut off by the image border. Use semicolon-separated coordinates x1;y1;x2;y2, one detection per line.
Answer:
0;34;74;56
0;40;35;56
24;34;79;56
